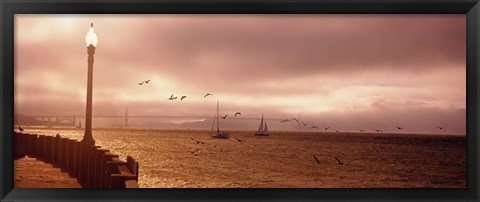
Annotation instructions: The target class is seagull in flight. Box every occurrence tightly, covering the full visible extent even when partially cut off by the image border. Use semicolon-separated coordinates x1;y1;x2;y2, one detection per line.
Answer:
311;126;319;129
334;156;344;165
290;118;299;123
359;129;364;132
234;112;241;117
191;138;208;145
168;94;177;100
144;80;150;84
190;148;200;156
375;129;382;132
324;127;331;131
233;137;245;142
280;119;290;123
396;126;403;130
18;125;24;132
204;93;213;98
222;114;228;119
137;81;144;85
180;96;187;101
437;126;444;130
313;154;321;165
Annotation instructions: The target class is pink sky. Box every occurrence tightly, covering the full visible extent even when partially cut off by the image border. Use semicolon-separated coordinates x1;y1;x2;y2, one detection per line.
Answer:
14;15;466;133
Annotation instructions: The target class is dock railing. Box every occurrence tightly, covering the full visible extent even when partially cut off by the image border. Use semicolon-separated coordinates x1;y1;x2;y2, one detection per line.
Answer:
14;132;139;188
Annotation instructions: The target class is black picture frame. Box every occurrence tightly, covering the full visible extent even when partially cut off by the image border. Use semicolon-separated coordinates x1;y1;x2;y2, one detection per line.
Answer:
1;0;479;201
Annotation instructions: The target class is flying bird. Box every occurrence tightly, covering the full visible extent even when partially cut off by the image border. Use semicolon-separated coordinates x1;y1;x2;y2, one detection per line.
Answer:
311;126;319;129
280;119;290;123
301;121;308;126
375;129;382;132
204;93;213;98
396;126;403;130
168;94;177;100
222;114;228;119
180;96;187;101
144;80;150;84
234;112;241;117
359;129;364;132
191;148;199;153
191;138;208;145
18;125;24;132
190;148;200;156
290;118;299;123
336;130;340;132
313;154;321;165
137;82;144;85
324;127;331;131
233;137;245;142
437;126;444;130
334;156;344;165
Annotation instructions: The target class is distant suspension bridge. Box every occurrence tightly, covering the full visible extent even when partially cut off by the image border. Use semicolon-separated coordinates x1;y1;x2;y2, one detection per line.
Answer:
29;110;282;127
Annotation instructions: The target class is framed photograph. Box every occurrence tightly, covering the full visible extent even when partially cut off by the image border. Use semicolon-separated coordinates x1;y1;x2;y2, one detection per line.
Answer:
1;0;479;201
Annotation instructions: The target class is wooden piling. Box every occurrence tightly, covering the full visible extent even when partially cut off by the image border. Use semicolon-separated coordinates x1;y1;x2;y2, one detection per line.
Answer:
74;141;82;178
14;132;26;158
65;139;74;173
93;149;109;188
78;144;88;185
53;136;61;164
38;135;46;159
46;136;55;162
101;153;119;188
86;145;101;188
14;132;139;188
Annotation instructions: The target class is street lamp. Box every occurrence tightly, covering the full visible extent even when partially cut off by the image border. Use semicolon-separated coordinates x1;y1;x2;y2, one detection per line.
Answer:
82;23;98;145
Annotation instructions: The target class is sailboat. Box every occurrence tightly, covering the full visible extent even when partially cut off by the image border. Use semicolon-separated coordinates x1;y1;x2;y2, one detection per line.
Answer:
210;101;230;139
255;113;269;136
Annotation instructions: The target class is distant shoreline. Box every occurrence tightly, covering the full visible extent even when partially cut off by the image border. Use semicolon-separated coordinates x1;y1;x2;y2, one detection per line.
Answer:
15;126;466;137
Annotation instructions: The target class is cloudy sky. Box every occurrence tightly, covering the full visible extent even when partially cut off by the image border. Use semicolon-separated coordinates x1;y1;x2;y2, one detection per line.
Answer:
14;14;466;133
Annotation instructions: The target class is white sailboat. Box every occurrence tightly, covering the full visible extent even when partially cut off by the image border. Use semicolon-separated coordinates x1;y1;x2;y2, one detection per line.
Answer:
255;113;269;136
210;101;230;139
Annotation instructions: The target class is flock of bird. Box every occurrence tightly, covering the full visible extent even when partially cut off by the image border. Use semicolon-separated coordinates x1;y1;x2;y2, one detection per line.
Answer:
138;80;246;119
279;117;445;133
137;80;151;86
189;136;247;156
165;91;214;101
190;136;345;166
138;79;447;133
167;93;213;101
138;80;217;102
312;154;344;166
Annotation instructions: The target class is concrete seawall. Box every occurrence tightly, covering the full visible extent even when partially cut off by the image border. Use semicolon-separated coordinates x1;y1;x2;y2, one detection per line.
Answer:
14;132;139;188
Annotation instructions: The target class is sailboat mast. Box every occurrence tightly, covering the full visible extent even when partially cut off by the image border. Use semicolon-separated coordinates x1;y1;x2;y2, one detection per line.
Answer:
258;113;264;132
211;113;216;133
264;119;268;133
217;101;220;132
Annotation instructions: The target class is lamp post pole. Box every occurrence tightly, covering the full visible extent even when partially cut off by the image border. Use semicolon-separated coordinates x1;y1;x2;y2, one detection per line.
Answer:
82;23;97;146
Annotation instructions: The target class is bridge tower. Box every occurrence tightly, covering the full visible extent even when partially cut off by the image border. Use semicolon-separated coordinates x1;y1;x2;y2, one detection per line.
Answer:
125;109;129;128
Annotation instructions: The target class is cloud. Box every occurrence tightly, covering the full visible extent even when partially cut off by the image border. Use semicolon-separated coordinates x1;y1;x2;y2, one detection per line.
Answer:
14;15;466;133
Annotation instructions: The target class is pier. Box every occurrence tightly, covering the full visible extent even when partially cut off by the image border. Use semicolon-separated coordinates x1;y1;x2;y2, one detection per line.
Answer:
14;132;139;188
